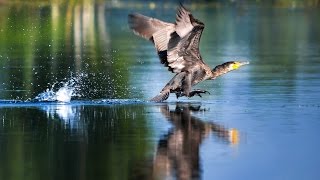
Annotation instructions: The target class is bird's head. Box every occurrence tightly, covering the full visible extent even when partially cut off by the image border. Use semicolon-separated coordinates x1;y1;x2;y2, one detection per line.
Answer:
211;61;249;79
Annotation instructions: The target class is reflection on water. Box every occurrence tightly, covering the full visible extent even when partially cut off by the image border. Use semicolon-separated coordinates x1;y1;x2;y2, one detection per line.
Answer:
0;102;239;180
0;103;152;180
39;104;84;130
151;103;238;180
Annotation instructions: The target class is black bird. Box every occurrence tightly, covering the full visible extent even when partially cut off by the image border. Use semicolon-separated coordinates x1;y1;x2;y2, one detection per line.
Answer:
128;4;249;102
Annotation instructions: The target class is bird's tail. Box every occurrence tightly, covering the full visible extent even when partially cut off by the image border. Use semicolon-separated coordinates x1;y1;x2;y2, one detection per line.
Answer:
150;91;170;102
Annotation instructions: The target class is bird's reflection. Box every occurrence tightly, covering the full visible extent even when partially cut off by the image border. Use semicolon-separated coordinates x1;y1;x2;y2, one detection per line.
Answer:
152;103;239;180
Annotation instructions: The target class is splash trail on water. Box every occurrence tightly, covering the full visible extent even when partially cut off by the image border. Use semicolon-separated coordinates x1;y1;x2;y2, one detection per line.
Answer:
34;73;87;102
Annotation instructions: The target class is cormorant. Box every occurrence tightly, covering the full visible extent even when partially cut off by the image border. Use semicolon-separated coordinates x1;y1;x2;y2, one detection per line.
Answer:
128;4;249;102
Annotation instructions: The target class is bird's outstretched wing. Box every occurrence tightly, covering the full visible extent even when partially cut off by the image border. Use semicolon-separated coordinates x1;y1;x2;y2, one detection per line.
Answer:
128;4;205;73
128;13;175;65
167;5;205;73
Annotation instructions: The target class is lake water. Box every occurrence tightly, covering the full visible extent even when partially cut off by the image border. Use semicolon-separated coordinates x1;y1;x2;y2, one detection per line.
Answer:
1;1;320;180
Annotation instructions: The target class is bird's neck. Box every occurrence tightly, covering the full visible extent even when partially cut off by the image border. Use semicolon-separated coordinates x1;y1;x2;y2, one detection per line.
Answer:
210;63;232;79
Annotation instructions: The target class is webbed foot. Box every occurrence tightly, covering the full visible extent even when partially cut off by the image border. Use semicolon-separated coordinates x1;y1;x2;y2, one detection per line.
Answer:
189;89;210;98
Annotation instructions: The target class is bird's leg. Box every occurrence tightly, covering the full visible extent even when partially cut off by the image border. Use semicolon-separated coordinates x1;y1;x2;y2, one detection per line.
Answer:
175;91;184;99
188;89;210;98
151;72;187;102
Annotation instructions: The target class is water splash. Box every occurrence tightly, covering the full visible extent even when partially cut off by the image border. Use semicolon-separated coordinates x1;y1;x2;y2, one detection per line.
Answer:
34;88;58;102
34;73;87;102
55;85;73;102
32;70;137;102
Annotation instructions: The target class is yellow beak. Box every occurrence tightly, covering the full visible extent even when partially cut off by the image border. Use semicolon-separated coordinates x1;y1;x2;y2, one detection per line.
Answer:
233;61;249;70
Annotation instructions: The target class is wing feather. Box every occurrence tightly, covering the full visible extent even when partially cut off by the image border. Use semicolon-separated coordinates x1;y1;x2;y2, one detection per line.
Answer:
128;13;174;65
128;4;205;74
128;13;173;40
167;5;205;73
175;5;194;37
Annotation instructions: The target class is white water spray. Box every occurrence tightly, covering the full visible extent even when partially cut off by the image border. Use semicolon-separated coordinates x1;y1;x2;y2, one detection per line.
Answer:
34;73;87;102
